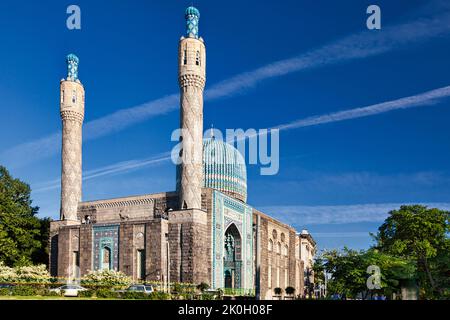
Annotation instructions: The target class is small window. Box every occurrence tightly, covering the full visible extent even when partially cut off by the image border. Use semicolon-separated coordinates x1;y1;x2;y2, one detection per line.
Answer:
195;51;200;66
268;239;273;251
61;90;65;103
183;49;187;65
72;90;77;103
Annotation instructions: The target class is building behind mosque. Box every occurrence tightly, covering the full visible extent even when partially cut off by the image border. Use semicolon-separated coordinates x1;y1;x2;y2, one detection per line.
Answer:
50;6;316;300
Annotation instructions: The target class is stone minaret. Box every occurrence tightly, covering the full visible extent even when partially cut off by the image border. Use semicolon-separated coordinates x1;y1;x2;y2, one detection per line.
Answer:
177;6;206;210
60;54;84;221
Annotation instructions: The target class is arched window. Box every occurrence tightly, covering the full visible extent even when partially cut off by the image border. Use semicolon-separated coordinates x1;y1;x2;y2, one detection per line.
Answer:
61;90;64;103
195;51;200;66
102;246;111;270
277;242;281;254
72;90;77;103
268;239;273;251
283;245;289;256
183;48;187;65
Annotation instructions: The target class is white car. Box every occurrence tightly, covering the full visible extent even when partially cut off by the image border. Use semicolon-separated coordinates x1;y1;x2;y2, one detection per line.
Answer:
50;284;87;297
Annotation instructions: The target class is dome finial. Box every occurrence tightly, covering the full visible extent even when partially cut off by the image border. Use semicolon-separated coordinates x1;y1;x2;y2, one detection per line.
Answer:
210;124;215;139
185;6;200;39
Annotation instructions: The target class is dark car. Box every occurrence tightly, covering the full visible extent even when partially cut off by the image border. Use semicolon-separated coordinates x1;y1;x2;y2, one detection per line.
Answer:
117;284;154;294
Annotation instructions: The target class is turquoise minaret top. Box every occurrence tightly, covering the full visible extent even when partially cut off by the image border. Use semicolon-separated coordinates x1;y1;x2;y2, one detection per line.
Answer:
66;53;79;81
185;6;200;39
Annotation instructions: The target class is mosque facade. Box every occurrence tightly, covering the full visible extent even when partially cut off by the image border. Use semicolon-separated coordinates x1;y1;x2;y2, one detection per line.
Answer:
49;6;316;300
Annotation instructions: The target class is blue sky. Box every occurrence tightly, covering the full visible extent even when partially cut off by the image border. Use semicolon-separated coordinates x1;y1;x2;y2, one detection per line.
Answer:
1;0;450;251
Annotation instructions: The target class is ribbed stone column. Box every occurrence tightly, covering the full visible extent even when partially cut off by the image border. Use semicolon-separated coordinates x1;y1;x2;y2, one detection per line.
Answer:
177;6;206;210
60;54;84;221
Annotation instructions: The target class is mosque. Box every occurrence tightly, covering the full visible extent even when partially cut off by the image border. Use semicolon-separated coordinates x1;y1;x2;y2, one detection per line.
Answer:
49;6;316;300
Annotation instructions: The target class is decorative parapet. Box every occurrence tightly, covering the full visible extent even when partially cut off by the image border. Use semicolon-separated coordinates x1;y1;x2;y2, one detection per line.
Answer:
178;74;206;89
60;109;84;123
79;196;155;209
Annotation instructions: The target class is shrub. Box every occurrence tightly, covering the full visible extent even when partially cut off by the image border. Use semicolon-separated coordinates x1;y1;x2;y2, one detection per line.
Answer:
196;282;210;292
78;289;95;298
34;286;51;296
95;288;119;299
148;291;170;300
122;291;148;300
12;285;37;296
0;262;51;284
0;288;11;296
16;265;51;283
81;269;132;288
172;282;182;294
274;287;283;295
200;293;215;300
285;286;295;295
0;262;17;283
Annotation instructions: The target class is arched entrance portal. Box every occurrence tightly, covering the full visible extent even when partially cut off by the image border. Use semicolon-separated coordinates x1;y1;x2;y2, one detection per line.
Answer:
223;224;242;289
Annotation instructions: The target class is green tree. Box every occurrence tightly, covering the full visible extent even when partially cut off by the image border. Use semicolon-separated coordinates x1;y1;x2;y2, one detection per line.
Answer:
313;254;325;286
0;166;44;266
363;249;416;298
375;205;449;298
323;247;367;299
32;217;50;265
323;247;415;299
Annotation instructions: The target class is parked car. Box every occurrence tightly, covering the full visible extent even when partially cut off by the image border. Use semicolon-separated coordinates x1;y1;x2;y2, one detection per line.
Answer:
118;284;154;294
50;284;87;297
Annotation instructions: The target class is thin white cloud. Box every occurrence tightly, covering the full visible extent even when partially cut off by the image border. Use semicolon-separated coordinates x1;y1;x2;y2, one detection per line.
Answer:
259;202;450;225
275;86;450;131
33;151;172;193
313;232;370;238
206;11;450;100
2;9;450;167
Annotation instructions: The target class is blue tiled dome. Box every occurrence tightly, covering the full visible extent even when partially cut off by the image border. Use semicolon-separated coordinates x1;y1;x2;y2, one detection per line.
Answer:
203;138;247;203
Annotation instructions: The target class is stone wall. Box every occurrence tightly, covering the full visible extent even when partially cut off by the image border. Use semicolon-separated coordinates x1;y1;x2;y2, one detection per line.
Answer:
169;209;210;285
252;209;301;300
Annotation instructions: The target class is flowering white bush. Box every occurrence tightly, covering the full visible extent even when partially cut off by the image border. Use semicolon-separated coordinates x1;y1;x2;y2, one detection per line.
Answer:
15;264;51;283
0;262;17;283
82;269;132;287
0;262;51;283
